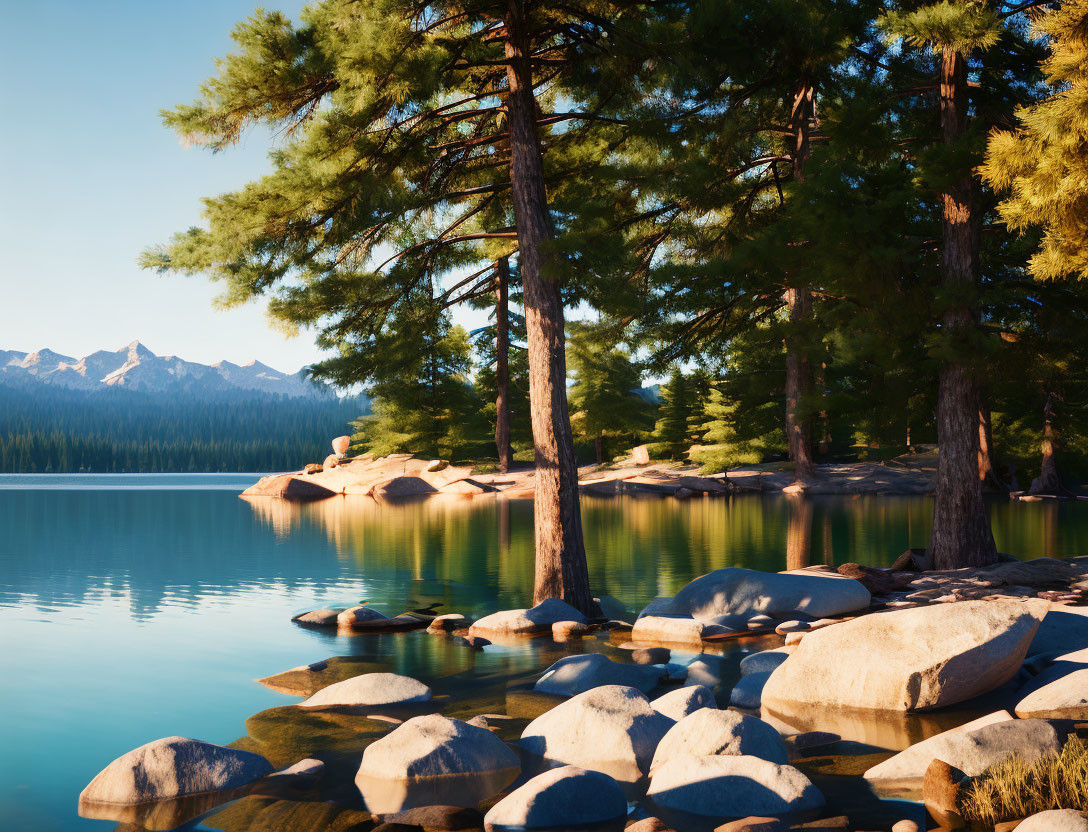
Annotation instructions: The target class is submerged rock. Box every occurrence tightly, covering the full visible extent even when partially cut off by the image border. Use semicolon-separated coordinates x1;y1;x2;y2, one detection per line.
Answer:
646;755;824;820
299;673;432;709
762;600;1046;712
651;709;788;771
79;736;274;806
257;656;387;697
863;712;1061;783
534;653;666;697
356;714;520;813
337;606;388;627
470;598;588;636
291;608;345;626
483;766;627;830
651;685;717;722
520;684;672;794
644;567;870;621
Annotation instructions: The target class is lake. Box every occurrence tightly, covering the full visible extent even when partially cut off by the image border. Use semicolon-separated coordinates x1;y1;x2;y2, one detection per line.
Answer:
2;474;1086;831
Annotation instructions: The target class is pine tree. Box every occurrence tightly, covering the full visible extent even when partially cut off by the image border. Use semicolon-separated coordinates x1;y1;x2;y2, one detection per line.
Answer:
654;368;692;461
567;322;652;464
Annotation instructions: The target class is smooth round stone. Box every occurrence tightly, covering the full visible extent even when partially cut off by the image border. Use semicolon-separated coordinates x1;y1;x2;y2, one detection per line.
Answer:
300;673;432;709
534;653;665;697
729;672;772;710
651;709;788;770
739;648;792;676
684;656;724;689
646;755;825;819
428;614;470;632
774;620;810;635
891;821;921;832
552;620;591;639
1016;809;1088;832
633;647;671;665
292;608;345;626
356;715;520;813
651;685;717;722
483;765;627;830
79;737;274;806
337;605;388;627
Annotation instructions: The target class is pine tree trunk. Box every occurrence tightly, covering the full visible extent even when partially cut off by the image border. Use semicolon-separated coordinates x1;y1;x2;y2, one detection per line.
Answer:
494;257;512;474
786;495;813;571
1030;391;1063;495
928;47;998;570
503;0;596;615
784;81;816;480
977;390;1002;490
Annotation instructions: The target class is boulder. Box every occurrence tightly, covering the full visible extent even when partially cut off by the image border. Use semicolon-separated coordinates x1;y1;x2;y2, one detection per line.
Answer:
374;476;438;498
520;685;672;794
652;685;717;722
322;454;340;470
922;759;967;830
729;672;771;710
337;606;389;627
291;608;344;626
299;673;433;709
684;656;726;689
633;615;727;644
631;445;651;465
863;714;1061;783
332;435;351;456
1015;667;1088;719
470;598;588;636
1017;810;1088;832
633;647;671;665
762;600;1046;712
534;654;666;697
426;459;449;472
650;709;788;771
644;567;870;621
303;463;323;475
241;473;337;500
645;755;824;820
79;737;274;805
551;620;590;639
596;594;631;621
356;715;520;813
740;648;792;676
483;766;627;830
427;614;470;632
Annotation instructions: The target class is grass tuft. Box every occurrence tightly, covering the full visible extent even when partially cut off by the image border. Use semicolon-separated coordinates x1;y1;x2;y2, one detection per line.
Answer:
959;736;1088;826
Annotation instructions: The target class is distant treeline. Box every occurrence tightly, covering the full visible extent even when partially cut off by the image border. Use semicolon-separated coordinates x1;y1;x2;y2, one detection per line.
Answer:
0;384;365;473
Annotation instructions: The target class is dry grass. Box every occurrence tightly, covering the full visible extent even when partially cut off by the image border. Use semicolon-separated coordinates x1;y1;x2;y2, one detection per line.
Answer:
960;736;1088;827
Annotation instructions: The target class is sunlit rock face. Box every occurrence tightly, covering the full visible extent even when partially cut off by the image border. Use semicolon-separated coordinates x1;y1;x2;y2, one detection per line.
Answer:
648;567;872;621
79;736;273;807
761;600;1046;712
519;684;673;798
650;709;789;771
355;715;519;813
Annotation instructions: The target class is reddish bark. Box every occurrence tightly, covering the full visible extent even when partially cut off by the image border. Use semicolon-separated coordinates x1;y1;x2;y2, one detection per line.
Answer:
494;257;512;474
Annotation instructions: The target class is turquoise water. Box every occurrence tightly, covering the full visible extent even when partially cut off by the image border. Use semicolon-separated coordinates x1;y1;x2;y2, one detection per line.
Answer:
1;475;1086;830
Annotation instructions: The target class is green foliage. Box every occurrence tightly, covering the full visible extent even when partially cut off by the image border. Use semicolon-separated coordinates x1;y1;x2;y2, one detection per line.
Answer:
960;736;1088;826
691;386;786;473
567;322;652;462
982;0;1088;280
351;322;485;460
882;1;1001;53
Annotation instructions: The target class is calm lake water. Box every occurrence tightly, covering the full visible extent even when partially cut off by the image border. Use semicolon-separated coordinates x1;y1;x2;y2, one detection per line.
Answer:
2;474;1086;831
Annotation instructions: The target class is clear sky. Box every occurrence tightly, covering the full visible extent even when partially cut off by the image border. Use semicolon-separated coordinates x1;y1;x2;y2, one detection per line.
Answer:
0;0;340;372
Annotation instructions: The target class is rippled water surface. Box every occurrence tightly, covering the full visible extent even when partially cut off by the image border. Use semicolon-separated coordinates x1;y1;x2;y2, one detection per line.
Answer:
2;474;1086;830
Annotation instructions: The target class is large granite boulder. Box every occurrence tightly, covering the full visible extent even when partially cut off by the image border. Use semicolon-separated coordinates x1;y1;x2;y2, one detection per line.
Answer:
534;654;666;697
483;766;627;830
1016;667;1088;719
644;568;870;621
1017;810;1088;832
356;715;519;813
470;598;588;636
740;648;793;676
646;755;824;820
762;600;1046;712
520;685;672;795
864;714;1062;783
651;709;788;771
299;673;432;709
651;685;717;722
242;473;337;500
79;737;274;805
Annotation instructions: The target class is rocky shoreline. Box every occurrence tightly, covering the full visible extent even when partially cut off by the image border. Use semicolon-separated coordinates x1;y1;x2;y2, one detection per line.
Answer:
78;557;1088;831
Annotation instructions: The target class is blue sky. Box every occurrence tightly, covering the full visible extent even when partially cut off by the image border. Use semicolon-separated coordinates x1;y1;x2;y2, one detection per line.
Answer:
0;0;340;372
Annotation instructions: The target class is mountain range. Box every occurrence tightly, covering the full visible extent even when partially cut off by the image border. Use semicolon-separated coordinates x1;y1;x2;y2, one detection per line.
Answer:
0;341;329;399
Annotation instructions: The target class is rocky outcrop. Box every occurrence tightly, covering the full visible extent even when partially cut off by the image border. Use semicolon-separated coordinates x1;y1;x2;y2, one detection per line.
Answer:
534;654;666;697
243;473;338;500
650;709;788;770
645;755;824;820
299;673;432;709
863;713;1062;783
646;567;871;621
355;715;519;813
79;737;274;805
470;598;588;636
761;600;1046;712
336;606;388;627
519;685;672;795
483;766;627;830
651;685;716;722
